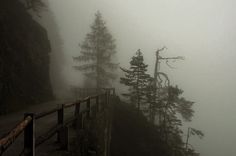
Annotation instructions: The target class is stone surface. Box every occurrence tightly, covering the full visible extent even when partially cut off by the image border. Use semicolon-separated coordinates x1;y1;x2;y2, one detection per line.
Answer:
0;0;53;113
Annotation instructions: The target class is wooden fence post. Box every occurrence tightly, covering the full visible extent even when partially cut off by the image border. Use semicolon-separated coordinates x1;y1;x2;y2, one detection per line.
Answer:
24;113;35;156
102;93;106;110
96;96;99;113
58;104;64;125
106;90;110;107
57;104;64;142
75;102;82;129
57;104;68;150
86;98;91;119
91;96;99;117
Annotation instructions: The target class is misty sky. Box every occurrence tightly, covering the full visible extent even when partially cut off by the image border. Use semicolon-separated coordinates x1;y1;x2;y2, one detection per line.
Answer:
47;0;236;155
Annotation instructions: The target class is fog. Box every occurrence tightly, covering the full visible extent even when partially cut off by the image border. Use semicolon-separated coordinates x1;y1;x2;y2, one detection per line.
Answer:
47;0;236;155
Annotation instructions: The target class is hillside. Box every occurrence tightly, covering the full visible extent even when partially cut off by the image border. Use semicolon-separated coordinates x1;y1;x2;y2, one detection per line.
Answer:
110;99;172;156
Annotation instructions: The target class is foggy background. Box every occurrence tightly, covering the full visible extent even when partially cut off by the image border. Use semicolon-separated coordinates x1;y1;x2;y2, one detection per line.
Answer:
46;0;236;155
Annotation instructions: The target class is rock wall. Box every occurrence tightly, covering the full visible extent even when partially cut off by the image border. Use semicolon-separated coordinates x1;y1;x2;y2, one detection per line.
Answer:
0;0;53;113
34;0;68;99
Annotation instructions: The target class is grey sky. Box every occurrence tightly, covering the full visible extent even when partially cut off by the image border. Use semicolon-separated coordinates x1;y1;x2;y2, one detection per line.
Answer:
47;0;236;155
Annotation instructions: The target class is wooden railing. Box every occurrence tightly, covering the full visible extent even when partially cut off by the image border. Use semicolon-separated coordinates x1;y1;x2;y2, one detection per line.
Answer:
0;88;115;156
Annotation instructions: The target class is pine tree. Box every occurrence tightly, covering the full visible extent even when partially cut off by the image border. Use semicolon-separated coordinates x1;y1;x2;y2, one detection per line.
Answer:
120;49;150;110
73;11;118;90
156;85;197;154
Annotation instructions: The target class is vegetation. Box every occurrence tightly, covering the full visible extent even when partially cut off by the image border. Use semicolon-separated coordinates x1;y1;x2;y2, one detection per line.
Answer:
111;99;172;156
120;49;203;155
73;12;118;90
120;49;150;110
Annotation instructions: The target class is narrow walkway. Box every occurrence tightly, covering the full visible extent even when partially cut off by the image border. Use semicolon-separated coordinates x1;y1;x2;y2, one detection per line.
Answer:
0;100;69;136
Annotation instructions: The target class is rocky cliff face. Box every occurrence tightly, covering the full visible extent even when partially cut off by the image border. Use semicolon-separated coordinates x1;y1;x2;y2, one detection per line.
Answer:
35;1;68;99
0;0;53;113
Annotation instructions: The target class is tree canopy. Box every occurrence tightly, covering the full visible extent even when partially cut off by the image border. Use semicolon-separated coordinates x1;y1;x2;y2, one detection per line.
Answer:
120;49;150;110
120;49;203;155
74;12;118;89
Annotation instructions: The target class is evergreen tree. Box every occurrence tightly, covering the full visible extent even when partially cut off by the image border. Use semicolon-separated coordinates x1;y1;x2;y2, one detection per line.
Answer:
120;49;150;110
73;11;118;90
120;49;203;155
157;85;198;155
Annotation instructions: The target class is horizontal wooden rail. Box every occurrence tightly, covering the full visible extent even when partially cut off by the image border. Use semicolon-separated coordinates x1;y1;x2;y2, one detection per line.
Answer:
63;102;76;108
0;116;32;154
35;107;60;120
0;88;115;156
89;95;99;99
35;94;101;120
80;96;90;103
